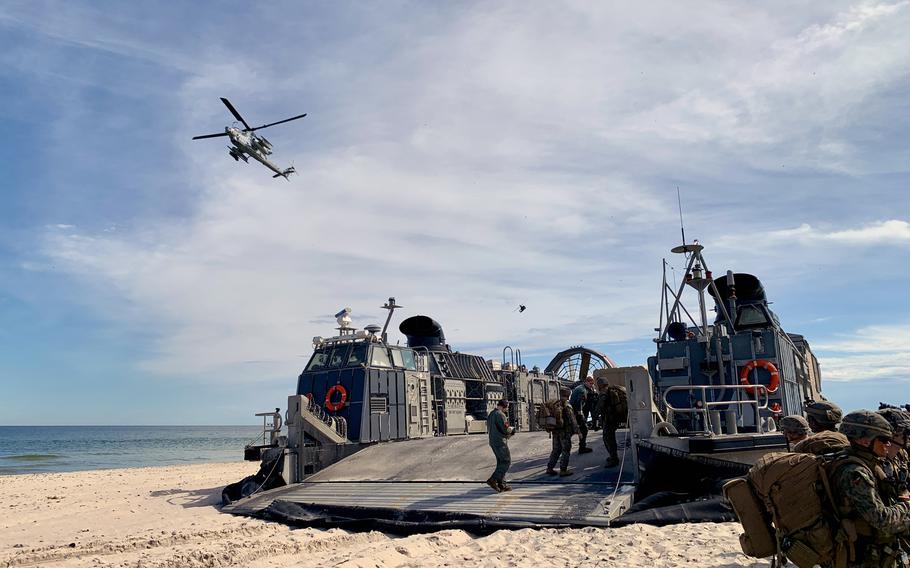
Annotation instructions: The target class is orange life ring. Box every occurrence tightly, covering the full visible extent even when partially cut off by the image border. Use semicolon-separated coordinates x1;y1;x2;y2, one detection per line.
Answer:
325;384;348;411
739;359;780;395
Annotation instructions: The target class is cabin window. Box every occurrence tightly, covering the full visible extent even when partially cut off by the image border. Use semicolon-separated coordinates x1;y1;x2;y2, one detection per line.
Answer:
306;351;328;371
370;346;392;368
400;349;417;371
328;345;349;368
736;305;769;327
347;344;368;367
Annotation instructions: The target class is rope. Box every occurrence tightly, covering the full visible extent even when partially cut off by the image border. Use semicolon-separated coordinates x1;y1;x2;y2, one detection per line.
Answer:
605;403;632;521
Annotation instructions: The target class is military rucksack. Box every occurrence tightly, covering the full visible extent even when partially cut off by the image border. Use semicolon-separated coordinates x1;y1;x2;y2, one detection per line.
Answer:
598;385;628;425
536;400;564;432
724;451;867;568
792;430;850;455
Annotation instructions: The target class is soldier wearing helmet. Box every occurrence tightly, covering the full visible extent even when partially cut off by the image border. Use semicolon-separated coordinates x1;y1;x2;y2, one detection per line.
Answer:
877;407;910;504
545;387;579;477
794;400;850;455
805;400;843;432
829;410;910;567
779;415;810;448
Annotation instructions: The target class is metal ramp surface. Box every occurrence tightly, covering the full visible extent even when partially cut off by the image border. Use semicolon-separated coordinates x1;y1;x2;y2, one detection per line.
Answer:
225;431;636;531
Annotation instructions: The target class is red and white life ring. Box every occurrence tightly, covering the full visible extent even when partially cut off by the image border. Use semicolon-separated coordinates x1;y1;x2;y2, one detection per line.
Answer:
324;384;348;411
739;359;780;395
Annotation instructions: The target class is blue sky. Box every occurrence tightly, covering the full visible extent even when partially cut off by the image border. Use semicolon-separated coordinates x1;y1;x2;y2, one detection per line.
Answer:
1;1;909;425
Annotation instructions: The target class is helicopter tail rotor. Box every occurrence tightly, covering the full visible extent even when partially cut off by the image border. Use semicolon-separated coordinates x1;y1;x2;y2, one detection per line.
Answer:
273;166;295;180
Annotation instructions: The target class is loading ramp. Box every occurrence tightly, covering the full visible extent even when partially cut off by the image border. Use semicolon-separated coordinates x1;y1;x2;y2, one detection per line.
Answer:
225;430;636;533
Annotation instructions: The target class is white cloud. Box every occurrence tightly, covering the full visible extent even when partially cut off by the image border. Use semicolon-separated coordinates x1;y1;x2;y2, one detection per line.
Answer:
816;323;910;381
20;1;910;386
768;220;910;244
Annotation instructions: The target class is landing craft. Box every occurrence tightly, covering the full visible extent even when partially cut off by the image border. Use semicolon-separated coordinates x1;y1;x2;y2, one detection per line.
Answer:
192;97;305;180
223;242;828;530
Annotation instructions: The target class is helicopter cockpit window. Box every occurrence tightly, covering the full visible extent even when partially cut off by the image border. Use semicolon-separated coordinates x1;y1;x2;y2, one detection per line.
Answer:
370;346;392;368
347;344;368;367
306;351;329;371
328;345;350;369
736;305;769;327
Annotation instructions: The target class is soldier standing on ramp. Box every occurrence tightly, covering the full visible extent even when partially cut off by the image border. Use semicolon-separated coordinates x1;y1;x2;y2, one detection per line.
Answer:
570;376;595;454
546;388;579;477
596;377;628;468
486;399;514;492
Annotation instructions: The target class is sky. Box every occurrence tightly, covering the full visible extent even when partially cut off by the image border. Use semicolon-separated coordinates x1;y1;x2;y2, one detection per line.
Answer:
1;1;909;425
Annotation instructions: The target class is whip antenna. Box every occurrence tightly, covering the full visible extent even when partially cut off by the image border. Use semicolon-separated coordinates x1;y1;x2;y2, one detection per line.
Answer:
677;186;687;247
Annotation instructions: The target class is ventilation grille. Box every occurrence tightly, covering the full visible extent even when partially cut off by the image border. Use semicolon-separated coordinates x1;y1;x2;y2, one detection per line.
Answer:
370;396;389;414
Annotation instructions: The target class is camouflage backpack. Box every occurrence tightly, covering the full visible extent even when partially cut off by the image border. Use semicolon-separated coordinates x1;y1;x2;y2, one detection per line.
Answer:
724;451;866;568
536;400;564;432
792;430;850;455
598;385;628;425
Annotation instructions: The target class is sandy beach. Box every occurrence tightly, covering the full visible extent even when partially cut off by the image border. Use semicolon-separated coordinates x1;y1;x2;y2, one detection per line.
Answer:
0;461;767;567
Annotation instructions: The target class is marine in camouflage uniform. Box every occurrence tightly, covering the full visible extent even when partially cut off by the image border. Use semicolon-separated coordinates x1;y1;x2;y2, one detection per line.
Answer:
486;399;514;492
595;378;627;468
830;410;910;567
794;400;850;455
779;415;810;449
877;408;910;505
806;400;843;433
570;377;594;454
546;389;579;476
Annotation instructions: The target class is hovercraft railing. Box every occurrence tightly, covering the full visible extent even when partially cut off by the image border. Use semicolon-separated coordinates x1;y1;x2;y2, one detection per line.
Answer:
305;396;348;440
662;384;770;436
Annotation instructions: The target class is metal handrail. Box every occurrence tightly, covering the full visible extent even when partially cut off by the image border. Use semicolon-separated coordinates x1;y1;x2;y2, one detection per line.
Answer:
305;397;348;440
662;384;770;435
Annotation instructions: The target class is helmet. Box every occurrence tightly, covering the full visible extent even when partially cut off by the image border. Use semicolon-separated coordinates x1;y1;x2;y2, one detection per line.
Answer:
805;400;843;425
877;408;910;437
839;410;893;441
779;415;810;435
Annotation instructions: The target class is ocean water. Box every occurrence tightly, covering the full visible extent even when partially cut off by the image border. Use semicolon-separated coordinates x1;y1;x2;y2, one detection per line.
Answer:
0;426;264;475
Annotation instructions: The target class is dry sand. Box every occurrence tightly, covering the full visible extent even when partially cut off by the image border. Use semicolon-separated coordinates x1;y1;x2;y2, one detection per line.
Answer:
0;462;767;567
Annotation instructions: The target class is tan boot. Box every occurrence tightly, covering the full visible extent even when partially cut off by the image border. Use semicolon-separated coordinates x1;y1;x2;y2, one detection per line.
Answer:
486;478;502;492
559;468;574;477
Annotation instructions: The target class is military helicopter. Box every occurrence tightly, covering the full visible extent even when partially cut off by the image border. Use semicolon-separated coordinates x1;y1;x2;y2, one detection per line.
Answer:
192;98;306;180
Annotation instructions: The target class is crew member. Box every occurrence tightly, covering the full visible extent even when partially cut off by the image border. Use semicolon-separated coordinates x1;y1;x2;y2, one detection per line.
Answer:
570;376;595;454
486;399;514;492
546;388;579;477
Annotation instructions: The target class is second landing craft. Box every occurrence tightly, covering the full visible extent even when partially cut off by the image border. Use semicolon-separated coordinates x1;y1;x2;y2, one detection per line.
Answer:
192;98;306;180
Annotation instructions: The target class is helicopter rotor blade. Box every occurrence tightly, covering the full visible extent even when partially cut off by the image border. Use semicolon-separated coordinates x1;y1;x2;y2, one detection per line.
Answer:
249;113;307;132
220;97;251;130
192;132;230;140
